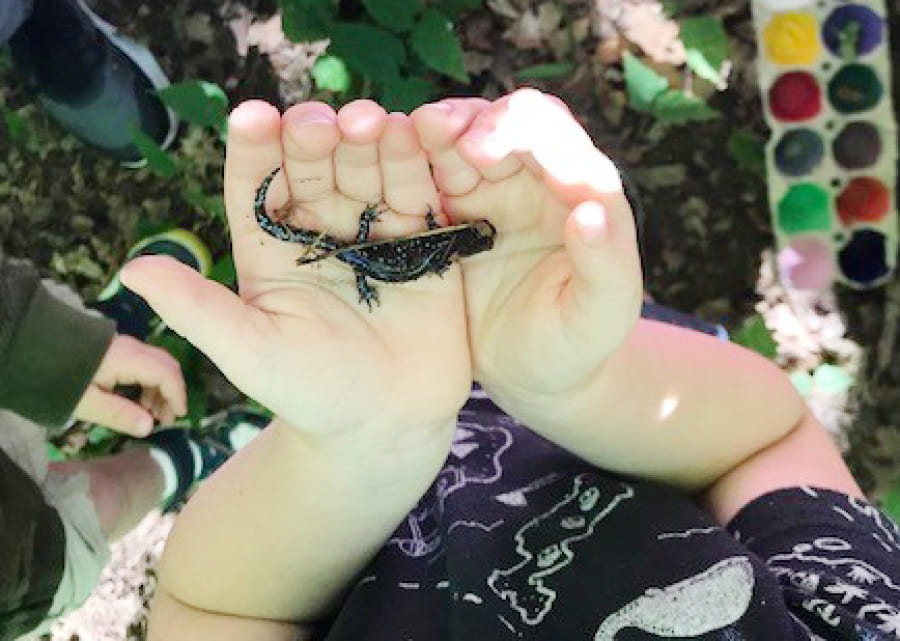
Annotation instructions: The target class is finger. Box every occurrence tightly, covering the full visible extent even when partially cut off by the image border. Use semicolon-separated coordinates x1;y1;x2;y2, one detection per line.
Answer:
335;99;388;203
455;94;525;181
140;387;162;422
103;335;189;418
282;102;340;203
121;256;267;394
461;88;635;237
141;387;178;426
560;201;643;348
223;101;287;283
380;112;440;222
410;98;489;196
74;386;155;437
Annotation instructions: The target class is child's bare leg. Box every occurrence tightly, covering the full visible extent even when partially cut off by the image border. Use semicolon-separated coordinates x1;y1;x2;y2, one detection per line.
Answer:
50;447;164;541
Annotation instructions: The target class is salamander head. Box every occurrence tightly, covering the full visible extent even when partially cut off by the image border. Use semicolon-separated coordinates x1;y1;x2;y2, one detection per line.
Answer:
457;219;497;257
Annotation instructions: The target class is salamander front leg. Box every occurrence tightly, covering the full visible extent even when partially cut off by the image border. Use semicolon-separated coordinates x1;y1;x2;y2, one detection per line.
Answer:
425;206;441;231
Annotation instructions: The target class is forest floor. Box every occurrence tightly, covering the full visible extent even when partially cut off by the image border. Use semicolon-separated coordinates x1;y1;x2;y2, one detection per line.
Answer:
0;0;898;639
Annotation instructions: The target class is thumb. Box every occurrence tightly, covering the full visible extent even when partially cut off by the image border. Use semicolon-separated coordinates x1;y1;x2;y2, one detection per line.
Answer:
73;386;154;437
561;200;643;349
120;255;263;378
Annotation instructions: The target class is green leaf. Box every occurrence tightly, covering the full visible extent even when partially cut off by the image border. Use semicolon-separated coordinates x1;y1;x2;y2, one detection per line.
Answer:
727;128;766;177
81;426;121;457
150;331;207;428
150;331;195;369
790;371;814;398
86;425;115;445
650;89;720;124
183;185;226;220
436;0;482;16
732;314;778;360
660;0;684;18
4;109;29;144
679;16;729;71
46;442;66;463
379;76;435;112
329;22;406;85
3;108;41;152
684;49;724;87
410;9;469;83
157;80;227;130
135;216;175;240
812;363;854;394
363;0;421;32
312;55;352;93
278;0;335;41
209;254;237;288
623;51;669;111
883;477;900;523
132;131;178;178
514;61;575;80
186;371;208;430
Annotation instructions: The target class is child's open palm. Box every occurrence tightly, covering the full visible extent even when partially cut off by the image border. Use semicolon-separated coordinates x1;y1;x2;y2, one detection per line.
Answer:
122;100;472;450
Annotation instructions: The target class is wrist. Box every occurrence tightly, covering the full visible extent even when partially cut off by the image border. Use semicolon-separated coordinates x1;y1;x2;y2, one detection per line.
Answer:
273;415;457;489
486;320;809;490
159;416;458;621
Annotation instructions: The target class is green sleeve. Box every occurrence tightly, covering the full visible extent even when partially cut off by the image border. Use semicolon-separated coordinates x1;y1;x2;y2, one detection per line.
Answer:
0;259;114;429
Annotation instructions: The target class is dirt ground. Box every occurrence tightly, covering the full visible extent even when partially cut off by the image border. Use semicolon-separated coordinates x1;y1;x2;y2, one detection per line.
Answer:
0;0;898;639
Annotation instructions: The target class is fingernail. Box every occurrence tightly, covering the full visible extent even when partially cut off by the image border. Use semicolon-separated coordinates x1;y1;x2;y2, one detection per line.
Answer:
576;201;608;246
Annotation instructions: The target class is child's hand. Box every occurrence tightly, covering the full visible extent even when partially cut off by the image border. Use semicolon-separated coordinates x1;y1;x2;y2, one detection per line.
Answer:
411;89;643;405
121;100;471;461
73;334;187;436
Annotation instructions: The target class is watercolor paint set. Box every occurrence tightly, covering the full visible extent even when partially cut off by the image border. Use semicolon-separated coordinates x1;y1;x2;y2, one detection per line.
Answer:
751;0;897;289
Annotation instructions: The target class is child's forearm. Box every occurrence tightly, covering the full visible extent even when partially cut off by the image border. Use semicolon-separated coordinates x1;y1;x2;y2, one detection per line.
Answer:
701;408;863;525
485;319;806;490
155;417;454;624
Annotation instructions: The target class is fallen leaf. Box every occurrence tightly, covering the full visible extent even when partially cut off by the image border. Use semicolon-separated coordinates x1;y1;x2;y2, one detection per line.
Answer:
247;14;292;55
600;0;686;65
486;0;520;20
503;3;563;49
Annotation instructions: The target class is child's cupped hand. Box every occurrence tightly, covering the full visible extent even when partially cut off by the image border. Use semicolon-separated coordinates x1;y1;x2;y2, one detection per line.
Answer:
410;88;644;405
120;100;472;460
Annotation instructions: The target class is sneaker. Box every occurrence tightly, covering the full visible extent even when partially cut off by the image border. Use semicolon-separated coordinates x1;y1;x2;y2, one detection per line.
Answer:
95;229;211;339
8;0;178;165
147;406;270;512
192;407;272;481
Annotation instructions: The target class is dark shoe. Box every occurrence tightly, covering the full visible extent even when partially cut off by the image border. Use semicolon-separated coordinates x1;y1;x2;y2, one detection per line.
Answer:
192;407;271;481
95;229;211;339
8;0;177;165
148;407;269;512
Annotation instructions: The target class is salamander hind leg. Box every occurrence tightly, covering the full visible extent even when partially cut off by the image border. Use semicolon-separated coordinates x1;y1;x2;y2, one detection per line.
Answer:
355;271;380;312
296;252;328;266
357;204;382;243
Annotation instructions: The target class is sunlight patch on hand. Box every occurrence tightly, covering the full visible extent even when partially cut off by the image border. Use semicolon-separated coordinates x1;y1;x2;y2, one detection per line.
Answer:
483;89;623;194
658;393;681;422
